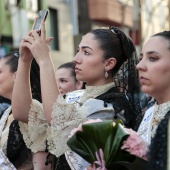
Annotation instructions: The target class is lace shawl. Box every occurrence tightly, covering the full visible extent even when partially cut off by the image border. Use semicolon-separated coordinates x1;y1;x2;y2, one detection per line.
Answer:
95;86;136;129
19;83;115;157
147;111;170;170
7;120;32;168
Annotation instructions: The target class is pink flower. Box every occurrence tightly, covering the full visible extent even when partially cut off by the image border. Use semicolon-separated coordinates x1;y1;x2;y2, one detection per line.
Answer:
121;128;148;160
93;149;108;170
68;119;103;138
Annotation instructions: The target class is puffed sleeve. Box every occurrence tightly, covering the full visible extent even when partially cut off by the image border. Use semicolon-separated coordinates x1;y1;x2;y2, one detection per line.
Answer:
19;99;49;153
19;96;100;157
19;95;88;156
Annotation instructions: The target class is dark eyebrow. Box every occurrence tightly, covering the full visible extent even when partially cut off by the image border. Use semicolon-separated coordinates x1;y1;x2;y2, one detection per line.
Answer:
140;51;160;57
79;46;93;51
147;51;160;55
59;77;67;79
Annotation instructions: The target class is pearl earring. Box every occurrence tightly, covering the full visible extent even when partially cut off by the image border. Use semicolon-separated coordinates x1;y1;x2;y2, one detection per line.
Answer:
105;68;108;79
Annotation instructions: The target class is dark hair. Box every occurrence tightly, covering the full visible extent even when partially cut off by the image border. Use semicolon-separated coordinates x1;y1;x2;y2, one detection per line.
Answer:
1;51;41;102
57;62;76;81
152;31;170;50
2;51;19;73
89;26;137;75
57;61;86;89
90;27;142;130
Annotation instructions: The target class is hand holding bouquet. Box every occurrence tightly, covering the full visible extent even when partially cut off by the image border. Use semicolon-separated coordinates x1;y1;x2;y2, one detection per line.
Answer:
67;119;148;170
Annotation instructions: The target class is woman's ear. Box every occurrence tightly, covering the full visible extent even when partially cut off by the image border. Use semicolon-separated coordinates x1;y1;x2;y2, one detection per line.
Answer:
13;72;17;80
13;72;17;81
105;58;117;71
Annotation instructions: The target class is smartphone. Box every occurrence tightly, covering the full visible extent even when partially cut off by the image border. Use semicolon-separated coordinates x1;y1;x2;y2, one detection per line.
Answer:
33;9;49;35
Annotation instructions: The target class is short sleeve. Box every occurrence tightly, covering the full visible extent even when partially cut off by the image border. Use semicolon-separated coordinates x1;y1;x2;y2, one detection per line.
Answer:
19;99;49;153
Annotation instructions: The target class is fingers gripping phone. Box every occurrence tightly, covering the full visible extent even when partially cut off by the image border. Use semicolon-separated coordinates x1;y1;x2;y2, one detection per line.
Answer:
33;9;49;35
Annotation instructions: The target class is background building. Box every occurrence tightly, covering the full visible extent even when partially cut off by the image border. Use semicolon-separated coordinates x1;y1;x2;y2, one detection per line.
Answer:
0;0;170;69
140;0;170;44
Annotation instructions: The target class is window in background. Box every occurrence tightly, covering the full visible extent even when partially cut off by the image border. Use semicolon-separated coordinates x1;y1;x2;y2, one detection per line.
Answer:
49;8;59;51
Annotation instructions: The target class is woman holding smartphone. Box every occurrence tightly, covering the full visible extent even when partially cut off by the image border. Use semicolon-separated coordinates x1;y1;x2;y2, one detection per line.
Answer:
12;20;142;169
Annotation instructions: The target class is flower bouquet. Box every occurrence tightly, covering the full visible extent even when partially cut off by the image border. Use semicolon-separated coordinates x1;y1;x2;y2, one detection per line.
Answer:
67;119;148;170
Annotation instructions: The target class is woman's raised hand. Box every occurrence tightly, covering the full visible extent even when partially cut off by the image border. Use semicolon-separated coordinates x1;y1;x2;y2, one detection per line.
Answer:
20;20;53;65
19;31;34;63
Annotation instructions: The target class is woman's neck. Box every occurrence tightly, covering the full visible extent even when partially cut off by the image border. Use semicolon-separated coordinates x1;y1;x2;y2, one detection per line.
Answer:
156;97;170;105
152;90;170;105
87;78;113;86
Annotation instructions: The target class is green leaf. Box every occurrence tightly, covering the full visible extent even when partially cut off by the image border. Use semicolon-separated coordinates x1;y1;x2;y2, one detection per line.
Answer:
115;157;148;170
67;120;114;164
67;131;97;163
67;120;148;170
104;121;129;167
82;120;114;148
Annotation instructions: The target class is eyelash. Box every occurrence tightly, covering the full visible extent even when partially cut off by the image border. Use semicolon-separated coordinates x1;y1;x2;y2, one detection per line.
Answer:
149;56;158;61
61;80;67;83
76;49;90;55
139;56;158;62
84;50;89;55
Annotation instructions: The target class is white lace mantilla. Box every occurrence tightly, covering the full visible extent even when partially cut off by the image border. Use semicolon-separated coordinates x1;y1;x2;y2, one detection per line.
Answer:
138;101;170;144
19;82;115;157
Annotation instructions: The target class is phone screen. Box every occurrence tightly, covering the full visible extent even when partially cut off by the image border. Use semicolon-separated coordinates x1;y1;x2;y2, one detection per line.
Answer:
33;9;49;32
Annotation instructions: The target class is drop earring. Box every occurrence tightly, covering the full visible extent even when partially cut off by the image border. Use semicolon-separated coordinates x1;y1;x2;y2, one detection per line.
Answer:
105;68;108;79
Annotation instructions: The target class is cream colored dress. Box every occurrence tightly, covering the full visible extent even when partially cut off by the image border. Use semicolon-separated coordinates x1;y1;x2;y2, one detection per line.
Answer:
19;83;115;161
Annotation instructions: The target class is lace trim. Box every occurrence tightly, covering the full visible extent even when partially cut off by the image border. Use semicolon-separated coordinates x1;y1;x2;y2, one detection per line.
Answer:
19;99;48;153
148;111;170;170
7;120;31;168
151;101;170;138
79;82;115;103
